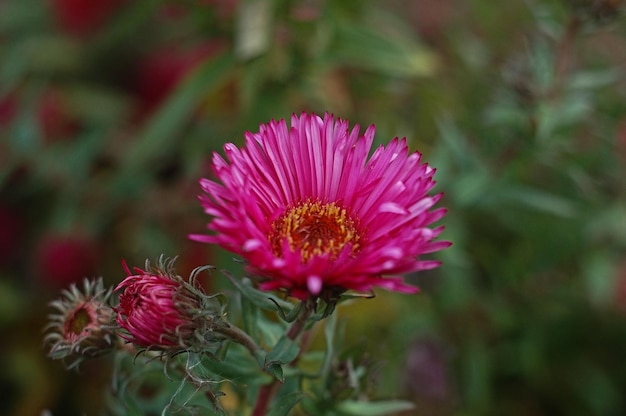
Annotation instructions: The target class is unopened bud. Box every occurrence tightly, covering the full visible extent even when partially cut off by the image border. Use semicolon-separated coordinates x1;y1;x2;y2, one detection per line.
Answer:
115;257;226;355
44;278;117;369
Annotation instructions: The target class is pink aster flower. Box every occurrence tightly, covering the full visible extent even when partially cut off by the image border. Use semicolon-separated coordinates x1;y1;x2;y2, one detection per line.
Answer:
191;113;449;299
115;258;225;352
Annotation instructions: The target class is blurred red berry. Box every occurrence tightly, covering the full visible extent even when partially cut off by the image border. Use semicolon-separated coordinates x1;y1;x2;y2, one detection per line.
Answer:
36;233;99;288
37;89;81;143
0;204;23;266
408;0;457;44
204;0;239;18
158;0;238;22
404;338;451;400
613;261;626;313
0;92;17;126
49;0;126;37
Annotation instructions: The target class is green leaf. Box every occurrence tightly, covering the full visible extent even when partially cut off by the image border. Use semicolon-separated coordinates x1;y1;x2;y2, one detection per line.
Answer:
255;315;288;348
535;98;591;141
267;392;306;416
436;118;481;170
119;50;236;171
336;400;415;415
263;335;301;382
500;185;578;217
0;0;47;35
199;347;271;386
568;69;623;90
225;273;294;314
266;335;301;366
240;293;262;341
319;310;337;379
583;250;615;307
266;362;285;383
464;339;491;407
0;277;26;326
451;169;492;208
327;10;436;78
95;0;162;48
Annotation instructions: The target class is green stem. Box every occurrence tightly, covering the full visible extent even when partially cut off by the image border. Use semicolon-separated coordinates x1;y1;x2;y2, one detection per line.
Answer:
215;321;264;359
251;298;315;416
550;15;581;99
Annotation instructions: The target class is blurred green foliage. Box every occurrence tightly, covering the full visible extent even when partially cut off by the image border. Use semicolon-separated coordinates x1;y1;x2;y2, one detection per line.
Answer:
1;0;626;415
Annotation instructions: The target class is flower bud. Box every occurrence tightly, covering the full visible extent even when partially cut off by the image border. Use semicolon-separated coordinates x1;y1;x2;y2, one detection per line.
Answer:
44;278;117;369
114;257;226;354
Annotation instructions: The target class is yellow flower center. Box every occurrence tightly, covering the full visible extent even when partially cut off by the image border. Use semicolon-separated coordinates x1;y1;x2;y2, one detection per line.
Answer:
270;200;361;263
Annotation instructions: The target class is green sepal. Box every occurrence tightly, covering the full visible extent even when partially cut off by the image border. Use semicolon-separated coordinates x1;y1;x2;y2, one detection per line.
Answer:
269;298;302;322
265;362;285;383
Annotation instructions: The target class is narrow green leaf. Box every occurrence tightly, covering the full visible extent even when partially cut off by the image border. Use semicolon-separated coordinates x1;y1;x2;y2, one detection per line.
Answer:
583;250;615;307
255;315;287;347
203;356;271;386
95;0;162;48
240;293;261;341
436;118;480;170
451;169;492;208
120;51;236;171
336;400;415;415
320;310;337;379
262;335;301;381
225;273;294;313
500;185;578;217
326;11;436;78
266;335;300;365
568;69;622;90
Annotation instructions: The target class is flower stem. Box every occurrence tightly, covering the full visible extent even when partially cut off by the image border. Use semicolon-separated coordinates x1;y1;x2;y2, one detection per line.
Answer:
215;321;264;358
251;298;315;416
550;15;581;99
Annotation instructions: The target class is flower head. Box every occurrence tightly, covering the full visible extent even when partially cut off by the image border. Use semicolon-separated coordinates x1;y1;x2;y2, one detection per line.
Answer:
115;257;225;353
44;278;116;369
191;113;450;299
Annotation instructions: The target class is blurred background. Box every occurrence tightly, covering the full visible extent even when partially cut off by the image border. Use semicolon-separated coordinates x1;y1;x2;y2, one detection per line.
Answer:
1;0;626;415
